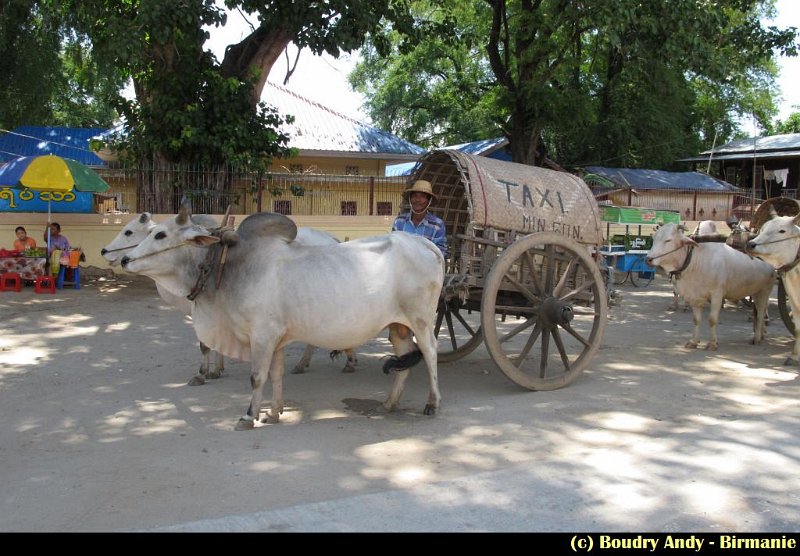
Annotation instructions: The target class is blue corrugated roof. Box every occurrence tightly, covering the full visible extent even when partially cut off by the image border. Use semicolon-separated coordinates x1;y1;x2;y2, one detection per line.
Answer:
585;166;740;191
264;83;424;157
0;126;108;166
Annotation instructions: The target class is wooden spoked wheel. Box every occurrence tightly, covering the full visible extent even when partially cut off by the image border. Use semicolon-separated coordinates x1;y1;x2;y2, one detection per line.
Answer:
778;277;795;336
480;232;608;390
435;297;484;363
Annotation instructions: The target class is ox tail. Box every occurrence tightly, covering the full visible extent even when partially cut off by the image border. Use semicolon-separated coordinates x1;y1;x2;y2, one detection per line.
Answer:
382;348;423;374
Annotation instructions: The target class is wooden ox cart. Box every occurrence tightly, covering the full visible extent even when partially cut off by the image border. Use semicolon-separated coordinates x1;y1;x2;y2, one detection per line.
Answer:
405;149;607;391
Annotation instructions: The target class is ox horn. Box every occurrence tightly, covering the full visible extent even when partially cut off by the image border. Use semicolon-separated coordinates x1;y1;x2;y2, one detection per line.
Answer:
769;205;779;218
176;198;191;225
221;204;232;228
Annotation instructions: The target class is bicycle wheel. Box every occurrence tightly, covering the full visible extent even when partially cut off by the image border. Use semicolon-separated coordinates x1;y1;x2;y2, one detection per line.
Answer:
612;269;629;285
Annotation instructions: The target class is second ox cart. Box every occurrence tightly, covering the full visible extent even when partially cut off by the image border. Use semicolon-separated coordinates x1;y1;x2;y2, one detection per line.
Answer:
404;149;608;391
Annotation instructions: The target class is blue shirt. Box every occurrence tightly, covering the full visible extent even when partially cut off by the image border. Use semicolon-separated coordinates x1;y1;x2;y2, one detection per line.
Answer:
392;212;449;258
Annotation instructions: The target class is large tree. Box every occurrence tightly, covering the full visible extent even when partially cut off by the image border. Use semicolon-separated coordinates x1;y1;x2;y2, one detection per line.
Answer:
0;0;121;130
61;1;414;211
353;0;798;168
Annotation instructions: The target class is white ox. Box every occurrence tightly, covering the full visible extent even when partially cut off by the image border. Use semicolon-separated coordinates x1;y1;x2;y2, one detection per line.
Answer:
665;221;718;312
646;222;775;350
746;210;800;365
121;207;444;430
101;213;357;384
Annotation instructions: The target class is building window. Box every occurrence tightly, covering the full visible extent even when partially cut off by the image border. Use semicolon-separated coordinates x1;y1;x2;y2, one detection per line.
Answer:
289;164;304;174
341;201;357;216
345;165;360;176
376;202;393;216
274;200;292;215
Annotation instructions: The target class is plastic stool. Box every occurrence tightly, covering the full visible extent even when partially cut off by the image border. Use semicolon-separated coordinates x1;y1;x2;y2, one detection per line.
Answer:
56;265;80;290
0;272;22;292
35;275;56;294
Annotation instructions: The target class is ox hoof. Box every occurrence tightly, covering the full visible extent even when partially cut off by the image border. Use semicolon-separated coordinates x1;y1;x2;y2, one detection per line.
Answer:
423;404;437;416
260;412;280;424
290;366;306;375
234;418;254;431
784;357;798;366
188;375;206;386
208;370;223;380
705;343;719;351
342;364;357;374
684;341;699;349
377;402;395;414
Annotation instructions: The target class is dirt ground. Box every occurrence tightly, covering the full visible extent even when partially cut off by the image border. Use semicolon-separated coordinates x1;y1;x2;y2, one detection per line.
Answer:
0;273;798;532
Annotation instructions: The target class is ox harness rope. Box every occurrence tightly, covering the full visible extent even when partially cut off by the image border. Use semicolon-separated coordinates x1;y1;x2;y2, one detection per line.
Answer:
749;229;800;275
668;245;694;279
647;243;695;280
187;217;236;301
102;243;142;254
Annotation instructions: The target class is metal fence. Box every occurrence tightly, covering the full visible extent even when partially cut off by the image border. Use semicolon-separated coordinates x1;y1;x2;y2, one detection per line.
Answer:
95;162;761;223
95;163;409;216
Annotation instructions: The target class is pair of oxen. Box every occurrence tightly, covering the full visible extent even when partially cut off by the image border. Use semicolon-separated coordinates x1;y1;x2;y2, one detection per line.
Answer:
645;210;800;365
101;207;444;431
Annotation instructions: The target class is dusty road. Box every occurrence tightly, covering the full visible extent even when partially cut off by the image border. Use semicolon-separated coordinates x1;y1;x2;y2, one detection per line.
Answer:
0;275;798;532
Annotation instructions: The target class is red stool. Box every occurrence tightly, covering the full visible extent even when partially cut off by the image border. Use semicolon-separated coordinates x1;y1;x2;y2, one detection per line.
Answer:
0;272;22;292
34;274;56;294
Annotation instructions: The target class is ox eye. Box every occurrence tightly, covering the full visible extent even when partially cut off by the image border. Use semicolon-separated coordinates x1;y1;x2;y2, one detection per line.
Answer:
779;230;786;234
154;231;166;240
124;230;133;236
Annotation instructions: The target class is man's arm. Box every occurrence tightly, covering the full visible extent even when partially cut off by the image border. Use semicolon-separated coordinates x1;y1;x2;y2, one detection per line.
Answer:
431;224;449;259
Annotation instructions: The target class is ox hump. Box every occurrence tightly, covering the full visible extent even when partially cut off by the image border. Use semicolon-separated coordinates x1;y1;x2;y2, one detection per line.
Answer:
237;212;298;243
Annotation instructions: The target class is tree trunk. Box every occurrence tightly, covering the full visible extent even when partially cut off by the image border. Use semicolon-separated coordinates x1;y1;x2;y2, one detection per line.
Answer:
507;104;544;166
220;26;295;107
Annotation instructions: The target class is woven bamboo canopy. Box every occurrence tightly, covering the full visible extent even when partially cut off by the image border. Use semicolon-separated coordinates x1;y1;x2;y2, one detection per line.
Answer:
406;149;603;247
750;197;800;232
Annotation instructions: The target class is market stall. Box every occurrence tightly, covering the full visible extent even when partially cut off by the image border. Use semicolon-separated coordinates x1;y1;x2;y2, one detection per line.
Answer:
0;248;47;281
599;205;681;287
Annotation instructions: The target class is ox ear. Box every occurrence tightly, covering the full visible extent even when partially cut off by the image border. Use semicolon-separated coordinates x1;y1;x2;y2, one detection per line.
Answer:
138;212;151;224
682;235;699;247
176;199;192;225
184;228;220;247
793;213;800;226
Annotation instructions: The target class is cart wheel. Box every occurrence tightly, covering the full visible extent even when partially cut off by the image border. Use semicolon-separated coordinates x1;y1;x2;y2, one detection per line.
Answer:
629;270;654;287
435;297;484;363
612;269;629;286
778;277;795;336
480;232;608;390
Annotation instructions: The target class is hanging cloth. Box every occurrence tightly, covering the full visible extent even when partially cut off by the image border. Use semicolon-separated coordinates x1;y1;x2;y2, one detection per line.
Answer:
774;168;789;186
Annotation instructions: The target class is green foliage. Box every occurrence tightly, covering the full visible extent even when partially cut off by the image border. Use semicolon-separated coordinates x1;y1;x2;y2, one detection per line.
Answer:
354;0;798;168
0;0;122;129
775;111;800;134
69;1;410;170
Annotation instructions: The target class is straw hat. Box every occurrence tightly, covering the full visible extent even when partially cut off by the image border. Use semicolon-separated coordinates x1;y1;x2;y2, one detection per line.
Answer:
404;179;437;201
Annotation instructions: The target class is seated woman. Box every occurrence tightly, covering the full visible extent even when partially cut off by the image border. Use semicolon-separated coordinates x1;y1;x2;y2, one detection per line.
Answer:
44;222;70;256
13;226;37;252
44;222;71;276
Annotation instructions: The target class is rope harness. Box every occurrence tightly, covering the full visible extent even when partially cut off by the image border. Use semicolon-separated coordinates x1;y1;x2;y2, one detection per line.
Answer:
668;245;694;279
187;215;236;301
102;242;142;255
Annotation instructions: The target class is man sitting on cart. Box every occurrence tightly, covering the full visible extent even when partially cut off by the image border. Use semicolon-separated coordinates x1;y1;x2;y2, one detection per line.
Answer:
383;179;448;373
391;180;448;258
